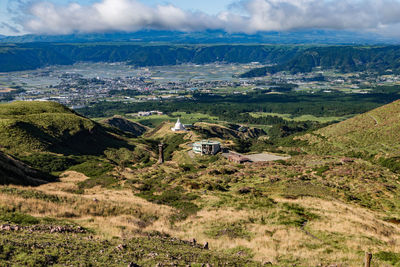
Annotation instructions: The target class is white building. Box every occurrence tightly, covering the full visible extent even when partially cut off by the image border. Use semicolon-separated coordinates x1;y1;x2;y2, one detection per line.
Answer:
171;118;187;132
192;140;221;155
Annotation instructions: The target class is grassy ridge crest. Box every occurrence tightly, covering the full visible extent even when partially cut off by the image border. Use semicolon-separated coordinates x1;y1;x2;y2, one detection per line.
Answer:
0;101;130;155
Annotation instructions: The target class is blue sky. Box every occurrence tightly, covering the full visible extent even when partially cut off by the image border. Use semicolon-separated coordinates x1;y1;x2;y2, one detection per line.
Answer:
0;0;235;35
2;0;400;37
145;0;234;14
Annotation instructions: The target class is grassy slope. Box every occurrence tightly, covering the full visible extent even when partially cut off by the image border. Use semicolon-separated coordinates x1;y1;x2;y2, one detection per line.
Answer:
4;100;400;266
0;207;257;266
0;101;131;155
101;116;148;137
299;99;400;156
2;153;400;266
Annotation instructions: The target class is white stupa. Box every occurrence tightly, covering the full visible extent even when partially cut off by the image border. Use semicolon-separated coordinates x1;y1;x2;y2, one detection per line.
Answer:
171;118;186;132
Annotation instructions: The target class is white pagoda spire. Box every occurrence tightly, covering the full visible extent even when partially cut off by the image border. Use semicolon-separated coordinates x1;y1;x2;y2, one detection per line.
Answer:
171;118;186;132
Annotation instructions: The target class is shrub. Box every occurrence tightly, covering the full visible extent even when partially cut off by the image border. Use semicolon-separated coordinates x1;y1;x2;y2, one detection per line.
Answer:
0;187;63;203
162;134;186;161
20;153;81;173
313;165;330;176
276;203;319;227
375;251;400;264
137;185;199;222
69;160;114;178
377;157;400;173
0;207;40;225
78;175;119;189
205;221;253;240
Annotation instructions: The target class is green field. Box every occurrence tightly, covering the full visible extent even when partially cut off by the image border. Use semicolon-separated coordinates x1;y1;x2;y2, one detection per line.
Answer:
250;112;350;123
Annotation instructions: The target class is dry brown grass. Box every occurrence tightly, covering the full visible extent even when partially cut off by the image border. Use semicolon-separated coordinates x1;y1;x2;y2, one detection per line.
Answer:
2;169;400;266
0;171;174;239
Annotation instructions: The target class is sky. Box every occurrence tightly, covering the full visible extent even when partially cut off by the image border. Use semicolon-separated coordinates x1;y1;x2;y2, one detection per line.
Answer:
1;0;400;37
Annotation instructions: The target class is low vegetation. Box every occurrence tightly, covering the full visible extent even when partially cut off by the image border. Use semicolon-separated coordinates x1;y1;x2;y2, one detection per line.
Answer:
3;100;400;265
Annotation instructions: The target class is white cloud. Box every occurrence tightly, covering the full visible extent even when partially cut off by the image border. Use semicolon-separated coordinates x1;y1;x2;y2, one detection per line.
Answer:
21;0;400;35
23;0;223;34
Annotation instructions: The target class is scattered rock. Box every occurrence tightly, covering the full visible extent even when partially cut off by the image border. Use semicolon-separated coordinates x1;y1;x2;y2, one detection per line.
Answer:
0;224;13;231
236;251;245;256
340;157;354;164
116;244;127;251
1;224;85;234
93;198;99;202
148;252;158;258
237;187;252;194
50;226;63;233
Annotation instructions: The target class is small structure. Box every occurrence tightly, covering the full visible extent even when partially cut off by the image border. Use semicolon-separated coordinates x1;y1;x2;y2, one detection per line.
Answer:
193;140;221;155
228;153;251;164
171;118;187;132
158;143;165;164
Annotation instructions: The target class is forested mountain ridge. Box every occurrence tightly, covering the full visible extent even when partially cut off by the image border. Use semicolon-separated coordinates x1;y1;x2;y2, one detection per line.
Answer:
0;43;302;72
241;46;400;77
2;43;400;74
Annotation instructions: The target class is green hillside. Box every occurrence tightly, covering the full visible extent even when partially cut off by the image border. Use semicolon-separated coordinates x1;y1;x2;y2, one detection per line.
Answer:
299;99;400;157
0;101;132;155
101;116;148;137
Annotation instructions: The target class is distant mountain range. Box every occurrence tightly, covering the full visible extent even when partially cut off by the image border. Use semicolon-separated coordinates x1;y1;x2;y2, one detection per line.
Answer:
1;42;400;74
241;46;400;77
0;43;303;72
0;30;398;45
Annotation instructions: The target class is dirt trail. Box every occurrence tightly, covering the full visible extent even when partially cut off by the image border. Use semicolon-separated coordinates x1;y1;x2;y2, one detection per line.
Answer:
301;221;323;242
368;114;379;126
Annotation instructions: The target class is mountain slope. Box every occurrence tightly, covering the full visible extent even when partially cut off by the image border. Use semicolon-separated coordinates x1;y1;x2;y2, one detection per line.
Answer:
299;99;400;156
241;46;400;77
0;151;55;186
194;122;266;140
101;116;148;137
0;101;132;155
0;43;302;72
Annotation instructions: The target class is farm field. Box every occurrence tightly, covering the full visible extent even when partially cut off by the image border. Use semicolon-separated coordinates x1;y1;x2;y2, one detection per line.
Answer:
249;112;350;123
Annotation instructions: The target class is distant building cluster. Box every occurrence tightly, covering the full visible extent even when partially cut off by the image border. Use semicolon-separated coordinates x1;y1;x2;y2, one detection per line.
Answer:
137;111;163;117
